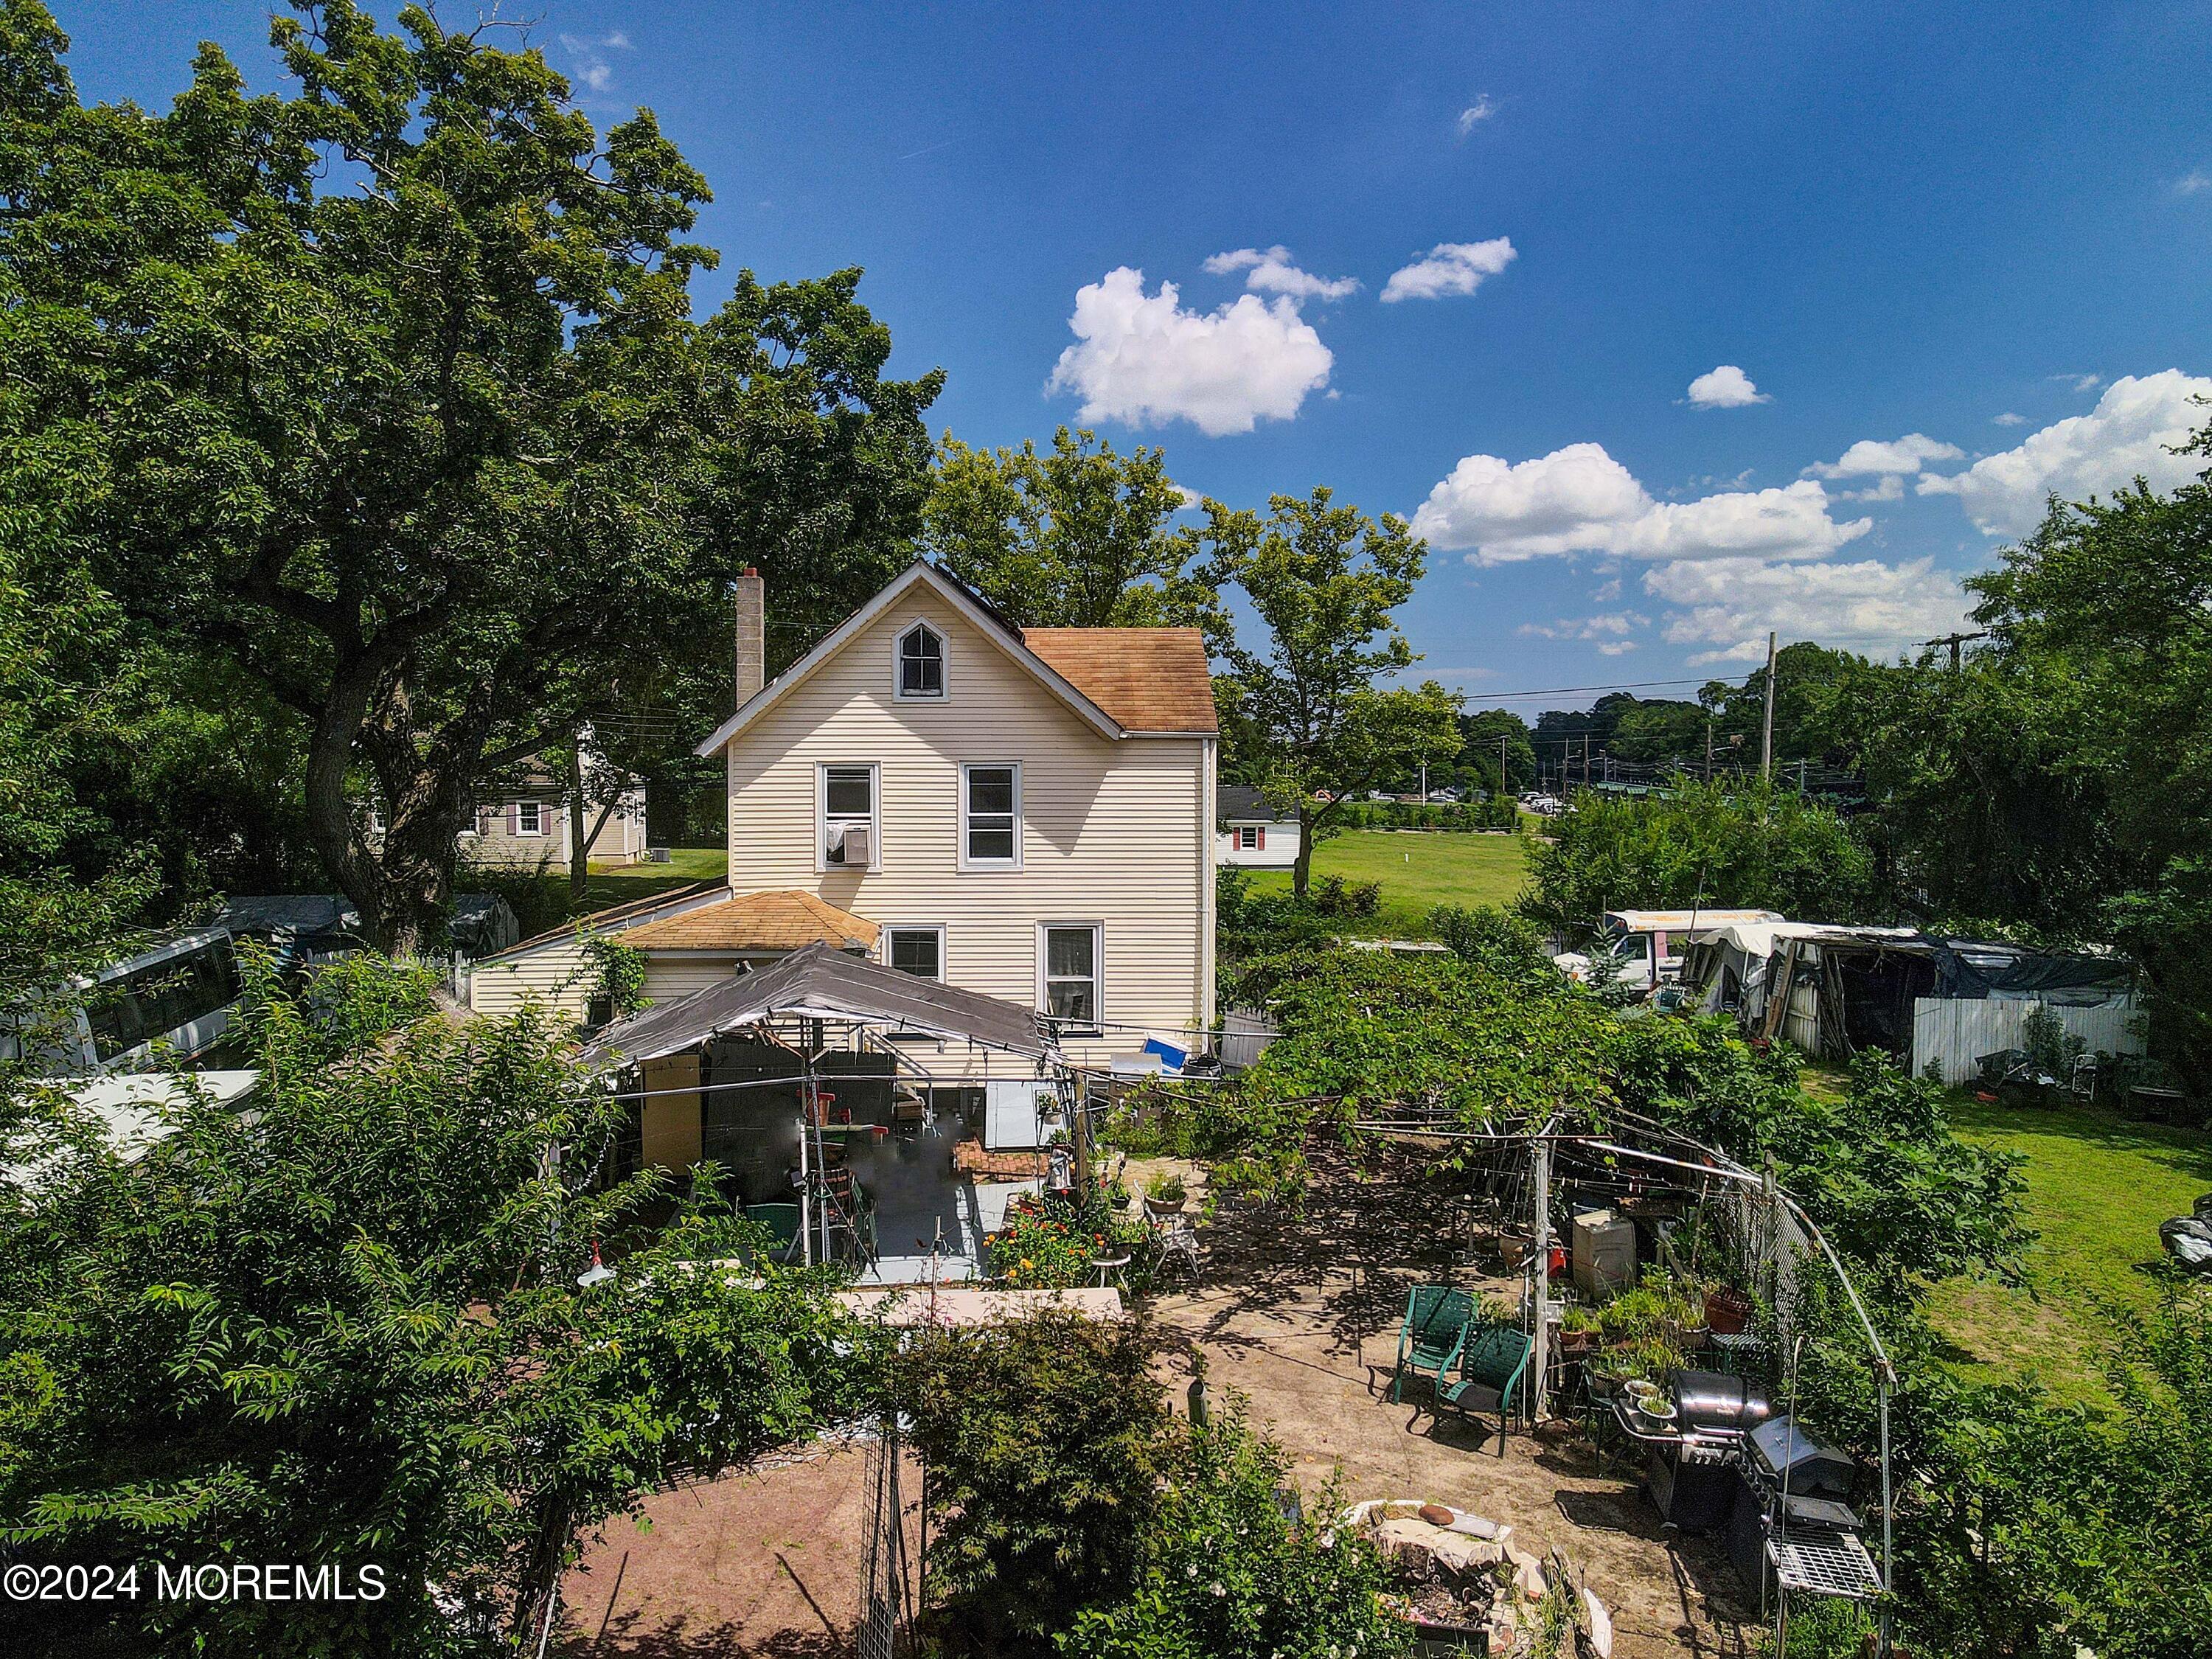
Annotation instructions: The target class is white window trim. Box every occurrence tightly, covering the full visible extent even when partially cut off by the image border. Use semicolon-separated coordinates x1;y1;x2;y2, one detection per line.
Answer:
817;762;881;872
959;762;1023;872
515;799;546;837
891;616;950;703
1036;921;1104;1037
882;923;947;982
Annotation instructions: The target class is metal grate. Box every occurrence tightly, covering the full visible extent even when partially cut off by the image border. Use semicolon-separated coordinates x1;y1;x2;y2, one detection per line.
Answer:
1768;1528;1883;1600
858;1419;911;1659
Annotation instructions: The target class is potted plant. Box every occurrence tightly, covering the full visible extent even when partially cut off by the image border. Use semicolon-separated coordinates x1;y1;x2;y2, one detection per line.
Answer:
1143;1171;1188;1218
1705;1282;1755;1336
1557;1304;1601;1358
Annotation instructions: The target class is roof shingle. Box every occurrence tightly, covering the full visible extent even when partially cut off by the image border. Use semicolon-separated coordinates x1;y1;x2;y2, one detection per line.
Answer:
1021;627;1217;734
619;889;880;953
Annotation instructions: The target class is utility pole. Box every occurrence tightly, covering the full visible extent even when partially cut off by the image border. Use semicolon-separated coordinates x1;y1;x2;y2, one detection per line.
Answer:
1500;734;1509;803
1760;630;1777;782
1924;630;1989;673
1704;717;1714;782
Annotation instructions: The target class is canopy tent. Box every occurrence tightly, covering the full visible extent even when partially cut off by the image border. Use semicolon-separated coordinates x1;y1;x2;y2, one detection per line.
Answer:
580;940;1057;1068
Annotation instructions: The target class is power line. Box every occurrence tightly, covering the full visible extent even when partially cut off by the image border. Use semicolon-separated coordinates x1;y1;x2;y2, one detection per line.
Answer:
1456;672;1758;703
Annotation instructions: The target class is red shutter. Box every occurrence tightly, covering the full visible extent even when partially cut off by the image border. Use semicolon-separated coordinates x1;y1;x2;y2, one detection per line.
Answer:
1256;827;1266;849
507;803;518;835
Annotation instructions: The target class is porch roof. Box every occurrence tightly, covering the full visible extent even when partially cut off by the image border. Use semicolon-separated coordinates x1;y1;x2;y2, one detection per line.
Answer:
580;940;1057;1067
619;889;879;954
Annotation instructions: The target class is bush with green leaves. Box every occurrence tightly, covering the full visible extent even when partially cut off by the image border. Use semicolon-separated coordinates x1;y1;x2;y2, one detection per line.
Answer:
1059;1399;1411;1659
889;1310;1169;1655
0;950;864;1655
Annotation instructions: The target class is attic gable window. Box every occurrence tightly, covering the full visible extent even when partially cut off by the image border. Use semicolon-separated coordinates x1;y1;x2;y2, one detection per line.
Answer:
896;622;946;700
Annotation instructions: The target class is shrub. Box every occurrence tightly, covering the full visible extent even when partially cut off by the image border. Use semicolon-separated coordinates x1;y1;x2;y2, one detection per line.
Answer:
891;1312;1169;1654
1059;1399;1411;1659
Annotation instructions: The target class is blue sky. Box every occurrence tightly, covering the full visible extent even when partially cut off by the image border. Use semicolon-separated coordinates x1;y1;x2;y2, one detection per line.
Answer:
60;1;2212;712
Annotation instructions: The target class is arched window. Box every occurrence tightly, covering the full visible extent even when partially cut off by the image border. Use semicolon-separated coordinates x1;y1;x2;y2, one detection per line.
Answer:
897;622;945;699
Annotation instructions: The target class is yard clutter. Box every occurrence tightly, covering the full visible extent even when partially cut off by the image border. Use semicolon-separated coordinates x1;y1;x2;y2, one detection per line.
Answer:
1345;1499;1616;1658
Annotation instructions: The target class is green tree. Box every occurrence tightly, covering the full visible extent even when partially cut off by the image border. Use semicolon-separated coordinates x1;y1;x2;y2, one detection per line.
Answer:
1459;707;1537;794
0;950;863;1655
921;425;1223;633
1205;489;1461;897
0;1;939;953
1518;776;1879;942
891;1310;1169;1655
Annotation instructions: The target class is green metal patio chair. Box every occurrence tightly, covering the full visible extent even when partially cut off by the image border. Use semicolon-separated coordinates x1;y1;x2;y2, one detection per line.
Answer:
1391;1284;1477;1403
745;1201;802;1264
1436;1321;1533;1455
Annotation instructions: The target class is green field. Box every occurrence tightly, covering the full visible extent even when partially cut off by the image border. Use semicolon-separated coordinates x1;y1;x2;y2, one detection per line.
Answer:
1244;829;1532;937
1927;1096;2212;1404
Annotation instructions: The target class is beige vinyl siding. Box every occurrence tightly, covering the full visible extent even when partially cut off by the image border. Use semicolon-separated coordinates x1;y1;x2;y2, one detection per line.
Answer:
725;588;1211;1080
468;936;599;1020
641;953;754;1002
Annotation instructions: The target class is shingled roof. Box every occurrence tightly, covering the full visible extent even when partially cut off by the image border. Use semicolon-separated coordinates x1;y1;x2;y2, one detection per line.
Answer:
1021;627;1217;734
619;889;879;954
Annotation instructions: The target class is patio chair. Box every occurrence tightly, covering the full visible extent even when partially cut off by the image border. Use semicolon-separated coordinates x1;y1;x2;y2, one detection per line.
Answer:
1436;1321;1532;1455
745;1202;802;1264
1391;1284;1476;1403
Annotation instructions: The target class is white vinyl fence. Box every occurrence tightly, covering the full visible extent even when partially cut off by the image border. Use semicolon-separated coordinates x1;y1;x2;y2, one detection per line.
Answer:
1909;995;2143;1085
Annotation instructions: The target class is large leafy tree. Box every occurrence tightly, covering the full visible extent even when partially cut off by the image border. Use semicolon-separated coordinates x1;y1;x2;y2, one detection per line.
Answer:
919;425;1222;631
1204;489;1461;897
1;952;863;1655
0;0;939;951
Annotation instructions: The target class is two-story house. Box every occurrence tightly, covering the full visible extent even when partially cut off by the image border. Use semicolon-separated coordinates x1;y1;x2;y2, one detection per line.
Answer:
468;562;1218;1086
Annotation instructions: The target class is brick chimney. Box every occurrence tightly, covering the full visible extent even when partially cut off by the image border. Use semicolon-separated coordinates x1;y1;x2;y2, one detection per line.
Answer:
734;566;764;707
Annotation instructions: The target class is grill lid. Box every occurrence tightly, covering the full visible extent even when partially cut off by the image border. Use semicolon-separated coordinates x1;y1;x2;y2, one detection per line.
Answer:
1667;1368;1774;1432
1747;1415;1856;1498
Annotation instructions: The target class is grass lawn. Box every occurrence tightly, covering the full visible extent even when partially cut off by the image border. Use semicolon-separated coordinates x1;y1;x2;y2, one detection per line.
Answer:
1243;828;1531;937
1925;1094;2212;1404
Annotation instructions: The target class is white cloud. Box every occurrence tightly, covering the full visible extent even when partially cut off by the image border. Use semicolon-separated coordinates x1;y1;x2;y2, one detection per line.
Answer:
1517;611;1650;641
1456;96;1498;135
1992;411;2027;426
558;30;632;93
1591;577;1623;602
2052;372;2103;393
1046;267;1334;437
1685;365;1770;408
1804;434;1962;479
1596;640;1637;656
1644;557;1972;665
1916;369;2212;535
1203;246;1360;302
1380;238;1517;302
2180;170;2212;195
1412;442;1870;565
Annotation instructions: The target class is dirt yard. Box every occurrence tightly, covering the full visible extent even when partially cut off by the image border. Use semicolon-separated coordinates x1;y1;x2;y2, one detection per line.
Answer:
558;1161;1757;1658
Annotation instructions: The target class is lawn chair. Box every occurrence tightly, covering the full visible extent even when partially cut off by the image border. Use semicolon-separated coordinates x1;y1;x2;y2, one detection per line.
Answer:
1436;1321;1532;1455
1391;1285;1476;1403
745;1201;802;1265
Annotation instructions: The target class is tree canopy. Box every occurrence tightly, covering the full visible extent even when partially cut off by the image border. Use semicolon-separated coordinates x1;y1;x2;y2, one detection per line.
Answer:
0;0;939;950
1204;488;1461;895
920;425;1222;633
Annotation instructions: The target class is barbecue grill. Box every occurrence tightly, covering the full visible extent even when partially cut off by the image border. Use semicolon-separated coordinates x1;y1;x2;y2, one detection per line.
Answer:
1643;1370;1773;1533
1729;1416;1882;1607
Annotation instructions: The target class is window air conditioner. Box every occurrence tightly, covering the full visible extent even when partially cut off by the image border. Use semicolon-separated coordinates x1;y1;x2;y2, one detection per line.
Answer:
837;824;873;866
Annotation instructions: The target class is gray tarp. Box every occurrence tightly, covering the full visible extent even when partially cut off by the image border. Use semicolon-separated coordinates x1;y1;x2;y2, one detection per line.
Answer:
580;940;1056;1068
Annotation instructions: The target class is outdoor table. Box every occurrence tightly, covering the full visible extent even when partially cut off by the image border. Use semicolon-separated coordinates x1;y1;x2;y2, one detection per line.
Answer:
1091;1251;1132;1289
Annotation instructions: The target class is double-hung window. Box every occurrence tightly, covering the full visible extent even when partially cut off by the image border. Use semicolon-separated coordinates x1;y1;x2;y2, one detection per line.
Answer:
1236;825;1264;851
1040;924;1102;1035
961;763;1020;868
886;925;945;981
821;764;878;869
896;623;946;700
515;799;543;836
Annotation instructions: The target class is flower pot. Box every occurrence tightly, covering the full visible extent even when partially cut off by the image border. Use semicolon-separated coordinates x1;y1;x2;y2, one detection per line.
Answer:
1557;1328;1598;1359
1498;1229;1532;1269
1704;1287;1754;1336
1144;1195;1187;1219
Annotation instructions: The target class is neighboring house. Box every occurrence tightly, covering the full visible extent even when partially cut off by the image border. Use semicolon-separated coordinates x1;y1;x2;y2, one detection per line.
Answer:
458;757;650;869
1215;785;1300;869
471;560;1219;1088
